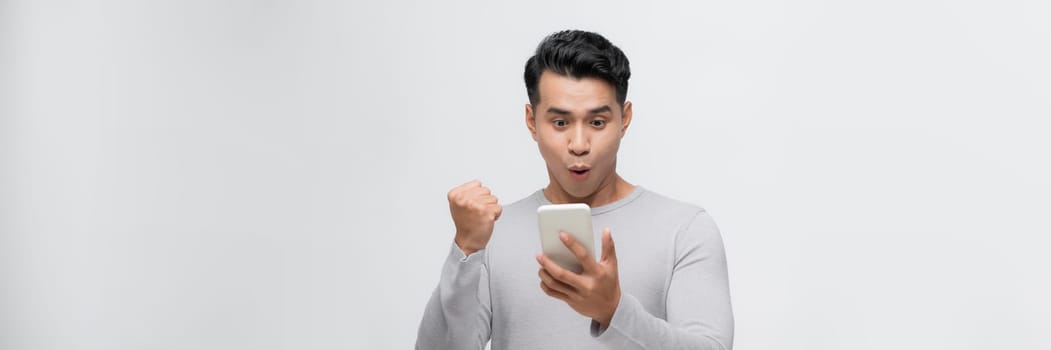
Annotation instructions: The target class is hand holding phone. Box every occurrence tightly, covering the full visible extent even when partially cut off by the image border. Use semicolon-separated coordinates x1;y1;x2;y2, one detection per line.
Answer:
537;203;598;273
535;205;621;327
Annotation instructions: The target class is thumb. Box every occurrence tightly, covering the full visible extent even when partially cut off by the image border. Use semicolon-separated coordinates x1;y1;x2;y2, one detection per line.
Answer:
601;228;616;264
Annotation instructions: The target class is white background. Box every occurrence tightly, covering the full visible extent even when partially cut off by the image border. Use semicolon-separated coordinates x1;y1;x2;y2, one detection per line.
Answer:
2;0;1049;349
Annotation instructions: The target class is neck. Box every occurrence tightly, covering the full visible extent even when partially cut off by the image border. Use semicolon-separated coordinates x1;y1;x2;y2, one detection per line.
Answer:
543;172;634;208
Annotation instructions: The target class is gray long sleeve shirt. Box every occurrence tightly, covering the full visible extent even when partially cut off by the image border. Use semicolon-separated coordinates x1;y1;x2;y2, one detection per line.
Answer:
416;186;734;349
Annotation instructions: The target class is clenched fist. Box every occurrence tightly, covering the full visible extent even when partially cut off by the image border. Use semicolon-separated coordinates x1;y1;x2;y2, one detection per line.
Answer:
448;180;503;255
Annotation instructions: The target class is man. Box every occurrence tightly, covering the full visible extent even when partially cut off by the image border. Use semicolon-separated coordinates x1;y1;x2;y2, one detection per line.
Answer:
416;30;734;349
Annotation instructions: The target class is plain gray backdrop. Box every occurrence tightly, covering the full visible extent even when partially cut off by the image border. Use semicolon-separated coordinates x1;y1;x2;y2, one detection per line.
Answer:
2;0;1049;349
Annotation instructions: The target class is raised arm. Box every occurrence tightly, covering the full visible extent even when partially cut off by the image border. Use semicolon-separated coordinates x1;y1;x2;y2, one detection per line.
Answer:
415;180;503;349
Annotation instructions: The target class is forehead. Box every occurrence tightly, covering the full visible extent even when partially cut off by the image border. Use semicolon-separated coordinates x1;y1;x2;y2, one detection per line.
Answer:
537;71;618;111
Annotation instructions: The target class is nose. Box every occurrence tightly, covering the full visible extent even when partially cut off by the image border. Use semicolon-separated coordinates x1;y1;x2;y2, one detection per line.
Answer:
568;124;589;157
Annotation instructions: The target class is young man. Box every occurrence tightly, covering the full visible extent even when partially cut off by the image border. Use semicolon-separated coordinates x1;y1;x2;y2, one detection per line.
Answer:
416;30;734;349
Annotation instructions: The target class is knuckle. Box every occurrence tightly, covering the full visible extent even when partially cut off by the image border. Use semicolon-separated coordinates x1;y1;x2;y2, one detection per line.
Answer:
585;280;595;291
552;269;566;280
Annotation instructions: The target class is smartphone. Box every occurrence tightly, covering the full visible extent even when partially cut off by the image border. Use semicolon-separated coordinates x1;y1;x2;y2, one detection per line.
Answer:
537;203;598;273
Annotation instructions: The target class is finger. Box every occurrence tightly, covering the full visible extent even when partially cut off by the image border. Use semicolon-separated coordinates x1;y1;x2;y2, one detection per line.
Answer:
601;228;616;265
560;232;600;273
493;204;503;221
464;186;491;198
538;268;577;297
448;180;482;201
539;280;571;301
536;253;585;288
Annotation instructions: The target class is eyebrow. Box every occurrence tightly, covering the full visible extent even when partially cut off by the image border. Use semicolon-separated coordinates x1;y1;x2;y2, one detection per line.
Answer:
546;105;613;115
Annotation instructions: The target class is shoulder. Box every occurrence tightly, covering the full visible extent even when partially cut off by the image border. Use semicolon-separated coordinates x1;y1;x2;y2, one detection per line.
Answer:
490;190;543;233
636;187;706;213
500;190;542;217
632;187;710;227
633;187;722;246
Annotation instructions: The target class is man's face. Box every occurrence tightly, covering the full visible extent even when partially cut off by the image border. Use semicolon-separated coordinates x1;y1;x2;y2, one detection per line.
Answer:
526;71;633;200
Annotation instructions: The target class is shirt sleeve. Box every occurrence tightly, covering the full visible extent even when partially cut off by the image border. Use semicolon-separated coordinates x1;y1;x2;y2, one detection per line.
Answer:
592;210;735;349
415;242;493;349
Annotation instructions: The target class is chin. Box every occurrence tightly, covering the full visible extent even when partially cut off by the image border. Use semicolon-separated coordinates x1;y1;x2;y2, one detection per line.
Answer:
560;182;598;200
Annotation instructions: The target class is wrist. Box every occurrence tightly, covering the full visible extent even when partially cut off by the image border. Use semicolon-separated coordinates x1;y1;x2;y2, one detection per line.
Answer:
454;234;484;255
597;290;622;328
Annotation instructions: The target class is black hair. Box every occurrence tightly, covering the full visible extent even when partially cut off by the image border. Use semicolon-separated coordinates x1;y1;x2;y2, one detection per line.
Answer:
524;30;631;107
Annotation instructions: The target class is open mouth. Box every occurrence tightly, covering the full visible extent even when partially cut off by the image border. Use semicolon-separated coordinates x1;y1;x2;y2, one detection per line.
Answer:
569;167;590;180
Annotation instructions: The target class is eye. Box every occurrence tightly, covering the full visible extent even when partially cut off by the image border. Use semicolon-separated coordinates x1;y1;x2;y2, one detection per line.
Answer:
590;119;606;127
553;120;568;128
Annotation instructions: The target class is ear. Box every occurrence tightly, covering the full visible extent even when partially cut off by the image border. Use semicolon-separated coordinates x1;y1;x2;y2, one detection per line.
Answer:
526;103;539;142
619;101;633;138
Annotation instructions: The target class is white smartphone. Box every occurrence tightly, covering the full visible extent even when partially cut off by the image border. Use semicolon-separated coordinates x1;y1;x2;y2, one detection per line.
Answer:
537;203;599;273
